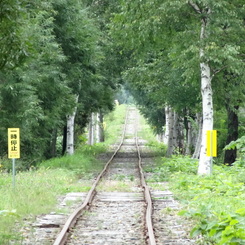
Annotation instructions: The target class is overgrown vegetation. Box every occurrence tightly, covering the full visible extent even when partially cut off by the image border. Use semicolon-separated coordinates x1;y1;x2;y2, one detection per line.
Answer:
103;104;127;144
0;104;127;244
149;155;245;244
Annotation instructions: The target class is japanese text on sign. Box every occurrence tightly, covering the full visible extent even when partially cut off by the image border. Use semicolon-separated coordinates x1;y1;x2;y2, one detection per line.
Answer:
8;128;20;159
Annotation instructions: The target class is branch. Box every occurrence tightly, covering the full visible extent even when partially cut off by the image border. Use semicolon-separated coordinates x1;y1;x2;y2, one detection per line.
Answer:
211;65;228;78
188;1;201;14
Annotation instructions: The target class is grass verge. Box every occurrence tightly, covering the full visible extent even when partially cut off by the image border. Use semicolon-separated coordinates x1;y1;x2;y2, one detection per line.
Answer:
138;113;167;156
0;104;127;244
103;104;127;145
150;156;245;244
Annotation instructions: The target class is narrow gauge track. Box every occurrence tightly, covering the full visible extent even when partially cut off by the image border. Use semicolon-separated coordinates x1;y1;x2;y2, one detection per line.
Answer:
53;107;156;245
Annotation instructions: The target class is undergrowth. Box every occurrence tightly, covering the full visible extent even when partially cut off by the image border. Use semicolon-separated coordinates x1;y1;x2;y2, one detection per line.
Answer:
0;104;127;244
104;104;127;144
151;156;245;244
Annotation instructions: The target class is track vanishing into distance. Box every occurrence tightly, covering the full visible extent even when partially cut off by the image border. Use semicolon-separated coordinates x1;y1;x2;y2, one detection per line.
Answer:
19;106;196;245
54;107;156;245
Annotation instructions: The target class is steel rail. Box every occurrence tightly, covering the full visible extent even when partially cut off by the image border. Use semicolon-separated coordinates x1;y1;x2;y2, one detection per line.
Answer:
53;108;130;245
135;121;156;245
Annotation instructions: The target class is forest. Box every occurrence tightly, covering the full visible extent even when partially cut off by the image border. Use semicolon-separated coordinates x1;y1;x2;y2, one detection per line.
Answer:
1;1;245;244
0;0;245;175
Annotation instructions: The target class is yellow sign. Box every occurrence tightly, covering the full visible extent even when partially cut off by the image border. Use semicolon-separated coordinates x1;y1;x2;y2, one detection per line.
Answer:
206;130;217;157
8;128;20;159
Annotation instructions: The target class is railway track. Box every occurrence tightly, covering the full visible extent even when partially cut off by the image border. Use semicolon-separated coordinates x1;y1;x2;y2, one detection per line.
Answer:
54;106;156;245
19;106;196;245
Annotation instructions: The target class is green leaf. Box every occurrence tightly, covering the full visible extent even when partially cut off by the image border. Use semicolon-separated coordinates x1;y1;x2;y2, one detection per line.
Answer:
178;210;188;216
209;228;217;237
236;209;245;216
190;227;202;237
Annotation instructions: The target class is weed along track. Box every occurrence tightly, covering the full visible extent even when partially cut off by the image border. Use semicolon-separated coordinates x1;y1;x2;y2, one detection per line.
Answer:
53;106;156;245
18;106;195;245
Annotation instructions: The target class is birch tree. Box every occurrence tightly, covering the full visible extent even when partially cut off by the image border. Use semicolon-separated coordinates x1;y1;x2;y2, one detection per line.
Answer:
187;1;245;174
0;0;74;162
112;0;245;174
66;96;79;155
187;1;213;174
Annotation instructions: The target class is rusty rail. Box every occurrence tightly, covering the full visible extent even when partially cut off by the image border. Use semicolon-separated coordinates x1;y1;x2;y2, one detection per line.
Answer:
135;120;156;245
53;109;129;245
53;107;156;245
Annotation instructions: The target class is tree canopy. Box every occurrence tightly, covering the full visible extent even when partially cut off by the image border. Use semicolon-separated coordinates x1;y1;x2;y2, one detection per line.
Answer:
0;0;118;166
111;0;245;174
0;0;244;172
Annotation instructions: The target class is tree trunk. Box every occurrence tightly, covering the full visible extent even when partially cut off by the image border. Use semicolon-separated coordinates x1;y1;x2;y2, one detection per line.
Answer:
224;105;239;165
196;15;213;174
66;111;76;155
175;113;184;154
173;111;178;150
95;112;100;143
166;107;175;157
99;111;105;142
185;117;192;155
163;106;170;145
88;113;98;145
88;113;94;145
198;60;213;174
188;2;214;174
62;125;67;155
193;113;202;159
66;95;79;155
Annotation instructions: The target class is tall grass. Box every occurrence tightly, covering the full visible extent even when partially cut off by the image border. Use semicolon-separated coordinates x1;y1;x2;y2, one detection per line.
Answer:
104;104;127;144
137;114;157;142
0;168;80;244
150;156;245;244
138;112;167;156
0;104;128;244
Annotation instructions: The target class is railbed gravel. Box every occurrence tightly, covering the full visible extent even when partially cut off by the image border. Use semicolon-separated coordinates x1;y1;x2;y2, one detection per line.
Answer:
15;107;200;244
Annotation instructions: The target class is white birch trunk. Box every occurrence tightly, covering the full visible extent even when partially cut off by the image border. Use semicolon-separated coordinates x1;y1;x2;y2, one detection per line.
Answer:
185;120;192;155
163;106;170;145
188;0;214;174
198;18;213;174
166;107;175;157
88;116;93;145
91;113;96;145
173;111;178;149
192;113;202;159
98;111;105;142
66;95;79;155
174;113;184;154
95;112;100;143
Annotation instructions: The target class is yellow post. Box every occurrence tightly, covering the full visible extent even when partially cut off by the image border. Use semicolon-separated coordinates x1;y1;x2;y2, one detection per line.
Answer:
206;130;217;157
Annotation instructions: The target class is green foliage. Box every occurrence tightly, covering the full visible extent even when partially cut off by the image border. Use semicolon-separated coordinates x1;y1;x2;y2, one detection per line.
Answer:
111;0;245;165
0;0;75;164
150;155;245;244
0;0;29;70
0;0;119;166
0;210;18;217
39;144;106;177
0;141;106;244
0;168;78;243
104;104;127;144
224;136;245;167
225;136;245;157
180;208;245;245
